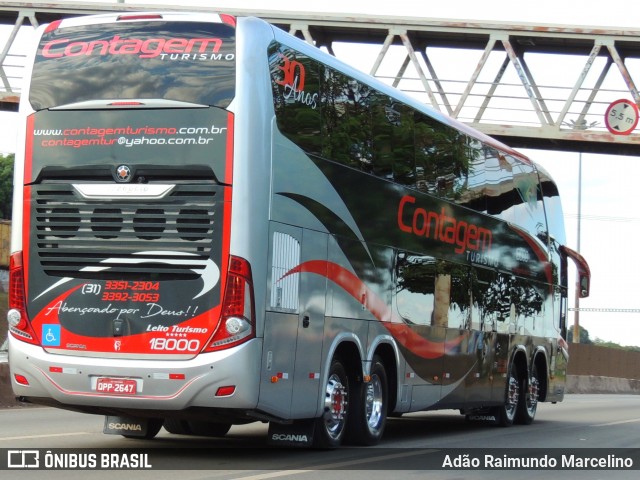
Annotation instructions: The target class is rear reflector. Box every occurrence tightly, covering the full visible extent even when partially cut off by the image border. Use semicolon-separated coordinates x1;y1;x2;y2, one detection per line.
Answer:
215;386;236;397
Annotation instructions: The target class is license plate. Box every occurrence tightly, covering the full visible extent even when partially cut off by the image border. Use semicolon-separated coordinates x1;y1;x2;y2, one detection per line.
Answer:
96;377;138;395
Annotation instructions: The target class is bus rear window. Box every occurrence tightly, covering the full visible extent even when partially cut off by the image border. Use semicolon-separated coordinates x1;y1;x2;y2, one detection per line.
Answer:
29;21;236;110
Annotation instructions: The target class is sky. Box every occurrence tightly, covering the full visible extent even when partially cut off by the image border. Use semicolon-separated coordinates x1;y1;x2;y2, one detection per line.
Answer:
1;0;640;346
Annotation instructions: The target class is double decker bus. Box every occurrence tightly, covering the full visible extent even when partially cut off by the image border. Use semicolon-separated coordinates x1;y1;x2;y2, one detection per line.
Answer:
7;11;590;447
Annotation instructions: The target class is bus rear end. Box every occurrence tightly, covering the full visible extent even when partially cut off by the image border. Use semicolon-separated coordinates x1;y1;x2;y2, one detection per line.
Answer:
8;12;259;436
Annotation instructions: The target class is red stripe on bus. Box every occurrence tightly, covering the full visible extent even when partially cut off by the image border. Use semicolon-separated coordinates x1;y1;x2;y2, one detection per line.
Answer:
282;260;463;360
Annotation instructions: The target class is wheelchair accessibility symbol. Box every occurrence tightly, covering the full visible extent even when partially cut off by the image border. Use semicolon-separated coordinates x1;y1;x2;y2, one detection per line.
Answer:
41;324;61;347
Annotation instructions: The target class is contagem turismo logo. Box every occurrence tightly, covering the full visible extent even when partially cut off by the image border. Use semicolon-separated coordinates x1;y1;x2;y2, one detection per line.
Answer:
41;36;224;59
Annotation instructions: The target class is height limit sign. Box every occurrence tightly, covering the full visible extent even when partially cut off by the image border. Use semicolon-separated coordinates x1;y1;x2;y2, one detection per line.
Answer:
605;99;639;135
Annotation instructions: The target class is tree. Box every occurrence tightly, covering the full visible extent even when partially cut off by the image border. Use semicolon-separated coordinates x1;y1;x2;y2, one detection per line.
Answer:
567;325;593;344
0;153;14;219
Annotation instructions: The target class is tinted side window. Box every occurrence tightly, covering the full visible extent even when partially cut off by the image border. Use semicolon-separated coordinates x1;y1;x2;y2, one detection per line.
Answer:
413;112;472;202
371;95;415;184
485;148;515;222
396;252;436;325
538;168;566;246
512;159;547;240
321;69;373;170
396;253;469;329
270;44;322;156
463;138;487;213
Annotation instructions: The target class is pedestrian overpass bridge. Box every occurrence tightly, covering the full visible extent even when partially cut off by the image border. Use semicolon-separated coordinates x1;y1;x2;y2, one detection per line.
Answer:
1;1;640;155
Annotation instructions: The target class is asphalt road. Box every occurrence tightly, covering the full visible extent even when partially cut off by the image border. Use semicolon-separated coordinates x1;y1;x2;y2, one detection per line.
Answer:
0;394;639;479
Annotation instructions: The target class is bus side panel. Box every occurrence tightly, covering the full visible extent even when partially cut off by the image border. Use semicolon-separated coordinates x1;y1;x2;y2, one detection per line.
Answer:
259;223;302;418
260;311;298;418
259;222;329;420
290;228;328;418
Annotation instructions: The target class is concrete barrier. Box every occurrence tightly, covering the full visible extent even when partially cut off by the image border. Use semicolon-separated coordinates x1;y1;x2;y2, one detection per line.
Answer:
566;375;640;395
567;343;640;379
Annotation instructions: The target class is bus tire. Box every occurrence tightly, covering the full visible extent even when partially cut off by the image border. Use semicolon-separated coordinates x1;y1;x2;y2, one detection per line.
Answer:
517;364;539;425
495;364;519;427
187;420;232;437
347;355;388;445
164;419;232;437
163;418;190;435
313;357;350;448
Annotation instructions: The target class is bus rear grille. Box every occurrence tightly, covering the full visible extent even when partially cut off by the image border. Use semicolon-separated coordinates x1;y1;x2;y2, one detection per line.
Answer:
33;183;219;280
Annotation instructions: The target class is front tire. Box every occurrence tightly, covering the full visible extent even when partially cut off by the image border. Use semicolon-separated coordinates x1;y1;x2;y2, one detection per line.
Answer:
314;357;350;448
347;355;388;445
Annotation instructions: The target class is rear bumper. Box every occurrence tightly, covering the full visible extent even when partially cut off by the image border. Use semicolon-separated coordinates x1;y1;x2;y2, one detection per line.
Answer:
8;335;262;412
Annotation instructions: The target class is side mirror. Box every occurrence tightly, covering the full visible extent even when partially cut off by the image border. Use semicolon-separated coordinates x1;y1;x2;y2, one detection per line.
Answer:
579;275;589;299
560;245;591;298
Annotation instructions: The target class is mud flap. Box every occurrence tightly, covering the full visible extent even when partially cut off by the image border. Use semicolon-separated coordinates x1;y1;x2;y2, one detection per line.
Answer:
465;409;500;425
103;415;153;437
267;420;315;447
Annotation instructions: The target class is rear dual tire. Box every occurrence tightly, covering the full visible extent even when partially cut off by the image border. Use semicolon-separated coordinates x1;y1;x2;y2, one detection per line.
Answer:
518;364;539;425
348;355;388;446
314;355;388;448
494;362;539;427
314;358;350;448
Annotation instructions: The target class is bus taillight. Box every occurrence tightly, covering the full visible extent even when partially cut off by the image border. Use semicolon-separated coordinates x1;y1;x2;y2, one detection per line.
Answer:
7;252;40;345
204;256;255;352
116;14;164;22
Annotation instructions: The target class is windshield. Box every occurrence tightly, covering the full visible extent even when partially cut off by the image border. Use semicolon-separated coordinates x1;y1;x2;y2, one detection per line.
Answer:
30;20;236;110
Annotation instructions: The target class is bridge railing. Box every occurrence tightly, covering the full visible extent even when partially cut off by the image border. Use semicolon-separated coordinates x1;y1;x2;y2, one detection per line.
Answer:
2;1;640;154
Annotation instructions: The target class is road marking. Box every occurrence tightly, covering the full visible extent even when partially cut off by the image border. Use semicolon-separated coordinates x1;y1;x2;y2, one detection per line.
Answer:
591;418;640;427
0;432;93;441
231;449;438;479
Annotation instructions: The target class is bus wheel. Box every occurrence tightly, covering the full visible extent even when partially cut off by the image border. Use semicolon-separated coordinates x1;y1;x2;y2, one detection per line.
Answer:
314;357;349;448
495;365;519;427
347;355;388;445
517;364;539;425
187;421;232;437
163;419;231;437
163;419;190;435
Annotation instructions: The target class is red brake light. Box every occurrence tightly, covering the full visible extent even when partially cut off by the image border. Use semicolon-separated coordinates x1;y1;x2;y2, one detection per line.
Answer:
108;101;145;107
8;252;40;345
116;14;163;21
203;256;255;352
